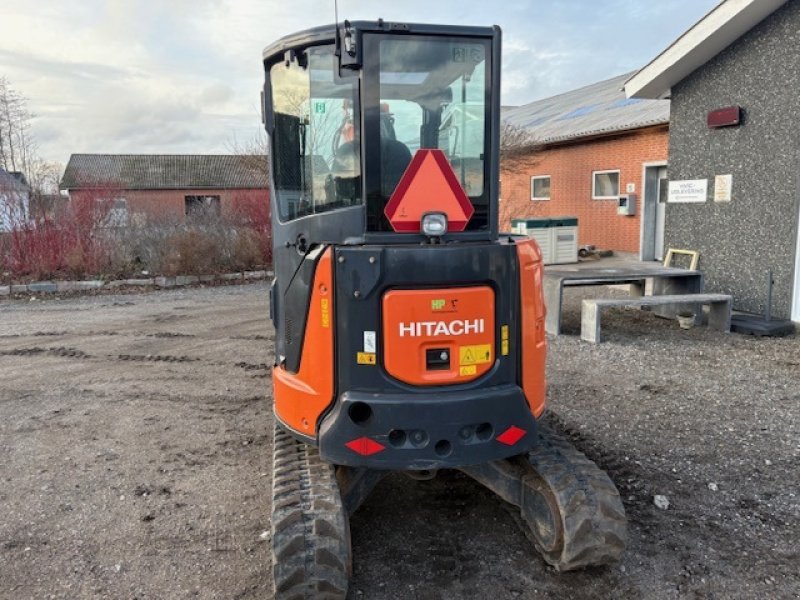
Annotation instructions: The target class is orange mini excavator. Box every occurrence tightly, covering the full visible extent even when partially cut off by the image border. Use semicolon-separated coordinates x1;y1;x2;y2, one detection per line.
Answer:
262;20;626;599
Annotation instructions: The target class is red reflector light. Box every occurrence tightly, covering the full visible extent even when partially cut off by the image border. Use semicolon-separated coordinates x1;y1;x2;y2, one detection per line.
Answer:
345;437;385;456
496;426;526;446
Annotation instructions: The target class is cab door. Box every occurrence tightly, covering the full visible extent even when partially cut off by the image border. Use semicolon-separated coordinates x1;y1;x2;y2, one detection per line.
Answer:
266;44;365;369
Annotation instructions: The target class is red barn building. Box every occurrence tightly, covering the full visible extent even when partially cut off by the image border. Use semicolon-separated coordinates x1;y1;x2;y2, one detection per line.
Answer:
501;73;670;259
61;154;269;225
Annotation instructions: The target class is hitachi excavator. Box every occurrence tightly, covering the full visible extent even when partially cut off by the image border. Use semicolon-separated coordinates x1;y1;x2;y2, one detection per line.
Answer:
262;20;626;599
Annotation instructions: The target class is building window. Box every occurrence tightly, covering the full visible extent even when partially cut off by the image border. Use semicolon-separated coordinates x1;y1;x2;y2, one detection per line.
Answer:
592;170;620;199
530;176;551;201
97;197;129;227
185;195;221;219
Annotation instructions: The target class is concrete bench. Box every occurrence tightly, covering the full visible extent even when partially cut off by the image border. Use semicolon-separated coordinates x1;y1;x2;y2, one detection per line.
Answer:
580;293;733;343
544;268;704;336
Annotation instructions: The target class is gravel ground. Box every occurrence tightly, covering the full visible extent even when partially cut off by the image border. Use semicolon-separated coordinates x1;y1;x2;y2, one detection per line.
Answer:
0;282;798;599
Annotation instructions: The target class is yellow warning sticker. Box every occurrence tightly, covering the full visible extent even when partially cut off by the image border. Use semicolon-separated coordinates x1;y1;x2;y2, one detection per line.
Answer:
459;344;492;366
501;325;509;356
459;365;477;376
501;339;509;356
357;352;376;365
321;298;330;328
501;325;509;340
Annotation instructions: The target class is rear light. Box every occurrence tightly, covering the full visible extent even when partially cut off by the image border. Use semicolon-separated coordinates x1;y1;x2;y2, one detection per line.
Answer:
345;437;385;456
421;212;448;237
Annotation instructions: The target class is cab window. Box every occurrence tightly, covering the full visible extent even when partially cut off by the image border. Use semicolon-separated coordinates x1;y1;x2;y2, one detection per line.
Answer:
269;45;361;222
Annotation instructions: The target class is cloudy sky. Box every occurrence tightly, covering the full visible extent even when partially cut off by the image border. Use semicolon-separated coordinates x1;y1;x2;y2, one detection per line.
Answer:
0;0;719;165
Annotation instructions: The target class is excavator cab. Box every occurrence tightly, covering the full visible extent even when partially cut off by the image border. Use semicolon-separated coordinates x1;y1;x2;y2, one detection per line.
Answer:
262;21;626;599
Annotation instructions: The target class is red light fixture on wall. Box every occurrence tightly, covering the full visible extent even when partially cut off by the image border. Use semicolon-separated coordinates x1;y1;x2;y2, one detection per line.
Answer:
707;106;742;129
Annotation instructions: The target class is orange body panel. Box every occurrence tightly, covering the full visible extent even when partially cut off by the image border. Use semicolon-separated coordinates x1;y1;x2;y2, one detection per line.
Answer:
382;286;495;385
273;248;334;435
516;240;547;417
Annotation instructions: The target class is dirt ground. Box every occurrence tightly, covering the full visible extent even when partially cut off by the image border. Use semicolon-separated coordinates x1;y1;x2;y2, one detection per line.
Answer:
1;283;798;600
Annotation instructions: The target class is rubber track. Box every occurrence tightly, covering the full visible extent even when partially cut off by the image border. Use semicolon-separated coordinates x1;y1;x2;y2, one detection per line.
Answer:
271;424;352;600
524;425;627;571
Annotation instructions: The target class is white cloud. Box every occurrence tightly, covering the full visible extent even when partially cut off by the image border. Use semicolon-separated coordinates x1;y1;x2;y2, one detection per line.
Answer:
0;0;719;166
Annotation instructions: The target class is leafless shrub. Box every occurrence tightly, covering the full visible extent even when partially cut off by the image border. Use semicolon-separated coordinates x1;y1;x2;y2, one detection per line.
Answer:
161;229;222;276
2;208;272;282
230;229;263;271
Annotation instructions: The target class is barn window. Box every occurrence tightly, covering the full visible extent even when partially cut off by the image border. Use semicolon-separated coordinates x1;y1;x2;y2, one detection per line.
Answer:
97;197;129;227
185;195;221;219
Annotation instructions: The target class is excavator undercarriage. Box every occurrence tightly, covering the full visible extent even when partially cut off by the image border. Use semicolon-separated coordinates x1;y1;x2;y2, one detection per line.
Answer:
270;422;626;598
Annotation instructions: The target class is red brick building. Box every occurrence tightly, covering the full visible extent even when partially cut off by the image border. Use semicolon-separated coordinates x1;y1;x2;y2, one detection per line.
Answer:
501;73;670;257
60;154;269;225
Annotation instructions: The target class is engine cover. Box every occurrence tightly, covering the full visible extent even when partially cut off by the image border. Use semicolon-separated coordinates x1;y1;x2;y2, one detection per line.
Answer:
382;286;495;385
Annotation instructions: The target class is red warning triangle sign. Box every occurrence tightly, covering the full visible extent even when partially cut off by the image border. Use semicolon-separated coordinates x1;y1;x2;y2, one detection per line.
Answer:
384;149;474;232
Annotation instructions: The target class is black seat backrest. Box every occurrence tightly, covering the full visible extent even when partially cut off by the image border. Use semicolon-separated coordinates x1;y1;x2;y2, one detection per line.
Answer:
331;137;412;198
381;139;412;197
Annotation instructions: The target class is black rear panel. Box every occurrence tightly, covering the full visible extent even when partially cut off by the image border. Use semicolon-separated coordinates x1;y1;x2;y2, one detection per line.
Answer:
330;240;520;408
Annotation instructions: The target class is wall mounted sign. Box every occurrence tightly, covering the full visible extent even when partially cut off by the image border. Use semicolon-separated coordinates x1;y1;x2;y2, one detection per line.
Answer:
714;174;733;203
708;106;742;128
668;179;708;203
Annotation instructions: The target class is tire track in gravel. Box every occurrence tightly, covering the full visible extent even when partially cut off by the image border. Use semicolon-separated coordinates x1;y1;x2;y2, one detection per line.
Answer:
116;353;200;363
1;345;272;381
0;346;92;359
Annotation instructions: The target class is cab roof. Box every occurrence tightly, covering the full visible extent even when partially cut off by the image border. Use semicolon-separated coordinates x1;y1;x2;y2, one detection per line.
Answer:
262;21;499;62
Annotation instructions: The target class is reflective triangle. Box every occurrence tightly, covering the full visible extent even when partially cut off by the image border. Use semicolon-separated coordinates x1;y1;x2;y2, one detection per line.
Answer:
384;149;474;232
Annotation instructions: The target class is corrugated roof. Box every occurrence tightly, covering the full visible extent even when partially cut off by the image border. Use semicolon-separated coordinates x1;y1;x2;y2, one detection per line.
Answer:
60;154;269;190
503;72;670;145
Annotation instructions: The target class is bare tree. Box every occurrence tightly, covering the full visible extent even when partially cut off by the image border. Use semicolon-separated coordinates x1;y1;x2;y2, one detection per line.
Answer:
497;121;544;230
0;76;36;176
500;121;541;165
26;158;65;220
226;132;270;176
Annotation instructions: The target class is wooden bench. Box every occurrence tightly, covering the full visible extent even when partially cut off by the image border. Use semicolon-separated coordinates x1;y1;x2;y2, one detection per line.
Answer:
580;293;733;343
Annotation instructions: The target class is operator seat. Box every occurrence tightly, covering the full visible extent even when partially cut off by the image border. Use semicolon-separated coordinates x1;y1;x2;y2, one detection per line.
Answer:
329;141;360;205
332;138;412;199
380;138;412;197
378;109;411;196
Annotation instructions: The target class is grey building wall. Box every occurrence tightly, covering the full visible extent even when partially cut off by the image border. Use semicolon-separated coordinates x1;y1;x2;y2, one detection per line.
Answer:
667;0;800;319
